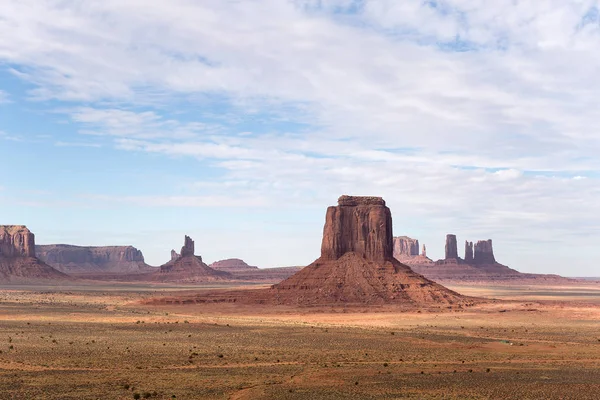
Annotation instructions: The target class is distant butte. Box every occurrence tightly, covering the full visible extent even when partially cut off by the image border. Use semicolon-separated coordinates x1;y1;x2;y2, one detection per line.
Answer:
36;244;155;275
150;235;231;283
396;233;575;284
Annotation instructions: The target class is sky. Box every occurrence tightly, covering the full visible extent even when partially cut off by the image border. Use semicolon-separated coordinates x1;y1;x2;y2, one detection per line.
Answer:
1;1;600;275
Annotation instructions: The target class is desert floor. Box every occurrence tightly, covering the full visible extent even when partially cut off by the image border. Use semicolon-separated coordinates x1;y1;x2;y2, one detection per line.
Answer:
1;283;600;399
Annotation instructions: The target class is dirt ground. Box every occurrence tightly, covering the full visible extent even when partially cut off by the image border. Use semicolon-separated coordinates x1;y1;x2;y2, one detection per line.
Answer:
1;283;600;399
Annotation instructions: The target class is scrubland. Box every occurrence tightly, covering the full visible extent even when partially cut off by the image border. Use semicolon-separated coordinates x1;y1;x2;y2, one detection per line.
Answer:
1;285;600;399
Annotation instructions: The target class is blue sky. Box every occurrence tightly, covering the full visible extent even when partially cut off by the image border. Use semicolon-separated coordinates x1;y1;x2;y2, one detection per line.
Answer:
1;0;600;275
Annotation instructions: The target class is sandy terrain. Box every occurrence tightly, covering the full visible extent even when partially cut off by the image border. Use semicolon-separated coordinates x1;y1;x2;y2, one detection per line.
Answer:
1;283;600;399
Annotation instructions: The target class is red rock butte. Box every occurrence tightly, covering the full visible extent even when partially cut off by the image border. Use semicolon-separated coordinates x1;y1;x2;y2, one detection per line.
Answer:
159;195;468;307
321;195;393;263
0;225;71;283
265;195;466;305
0;225;36;258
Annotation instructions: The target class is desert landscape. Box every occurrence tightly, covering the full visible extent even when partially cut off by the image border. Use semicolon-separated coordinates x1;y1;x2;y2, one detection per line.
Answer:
3;3;600;399
2;196;600;399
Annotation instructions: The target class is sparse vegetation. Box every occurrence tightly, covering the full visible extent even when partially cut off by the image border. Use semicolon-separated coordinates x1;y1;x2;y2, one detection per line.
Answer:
0;286;599;399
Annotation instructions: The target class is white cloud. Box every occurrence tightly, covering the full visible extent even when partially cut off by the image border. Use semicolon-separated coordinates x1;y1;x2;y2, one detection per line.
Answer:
54;141;102;148
0;89;9;103
67;107;221;139
2;1;600;273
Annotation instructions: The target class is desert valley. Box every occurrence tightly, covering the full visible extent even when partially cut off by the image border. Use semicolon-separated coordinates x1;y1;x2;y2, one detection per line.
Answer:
2;196;600;399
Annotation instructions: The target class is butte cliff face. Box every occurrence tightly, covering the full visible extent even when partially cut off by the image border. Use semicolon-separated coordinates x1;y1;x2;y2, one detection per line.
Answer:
444;234;459;260
36;244;153;274
473;239;496;265
0;226;70;283
393;236;420;260
152;235;231;282
0;226;36;258
267;196;465;306
464;241;474;263
209;258;259;273
321;195;393;263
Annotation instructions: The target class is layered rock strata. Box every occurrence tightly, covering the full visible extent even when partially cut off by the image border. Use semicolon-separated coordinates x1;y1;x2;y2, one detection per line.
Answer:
36;244;153;274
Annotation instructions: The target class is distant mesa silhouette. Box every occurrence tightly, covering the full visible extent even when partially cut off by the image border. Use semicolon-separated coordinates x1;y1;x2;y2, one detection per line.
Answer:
36;244;154;275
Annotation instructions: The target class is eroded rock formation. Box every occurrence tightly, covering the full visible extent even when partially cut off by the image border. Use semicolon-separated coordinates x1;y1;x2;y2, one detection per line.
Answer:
209;259;303;281
474;239;496;265
445;234;458;259
393;236;420;259
0;226;36;258
0;226;70;283
268;195;466;305
464;241;474;263
152;235;230;282
147;197;470;306
36;244;153;274
209;258;259;273
171;250;180;261
180;236;195;257
321;195;393;263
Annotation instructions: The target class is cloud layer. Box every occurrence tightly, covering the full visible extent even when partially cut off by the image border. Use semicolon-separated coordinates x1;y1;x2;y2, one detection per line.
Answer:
1;1;600;273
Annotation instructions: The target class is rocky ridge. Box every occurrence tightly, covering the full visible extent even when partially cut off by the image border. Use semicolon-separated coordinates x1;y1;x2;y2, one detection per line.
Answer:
36;244;154;275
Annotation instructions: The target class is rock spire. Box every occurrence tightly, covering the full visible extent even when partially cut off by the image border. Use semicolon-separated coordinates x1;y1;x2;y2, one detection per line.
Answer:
464;241;474;263
180;235;195;257
444;234;458;259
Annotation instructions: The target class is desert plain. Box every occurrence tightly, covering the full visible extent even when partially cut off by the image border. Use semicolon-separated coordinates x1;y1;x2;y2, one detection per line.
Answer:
2;282;600;400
